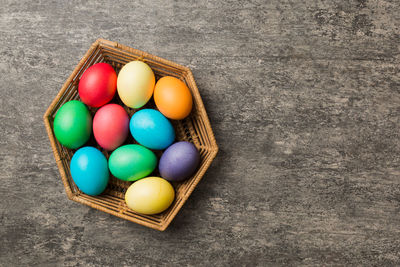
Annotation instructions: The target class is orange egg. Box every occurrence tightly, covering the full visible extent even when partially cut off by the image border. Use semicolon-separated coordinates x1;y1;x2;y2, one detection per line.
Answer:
154;76;193;120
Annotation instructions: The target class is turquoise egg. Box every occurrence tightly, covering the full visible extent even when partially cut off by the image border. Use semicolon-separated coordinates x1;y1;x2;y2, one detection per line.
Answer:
70;147;109;196
130;109;175;150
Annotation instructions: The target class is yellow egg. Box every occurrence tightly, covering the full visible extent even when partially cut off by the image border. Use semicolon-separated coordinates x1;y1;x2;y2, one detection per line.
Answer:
125;177;175;215
117;61;155;108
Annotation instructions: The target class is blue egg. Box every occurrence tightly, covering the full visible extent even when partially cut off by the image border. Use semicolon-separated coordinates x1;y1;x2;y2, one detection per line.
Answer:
130;109;175;150
70;146;109;196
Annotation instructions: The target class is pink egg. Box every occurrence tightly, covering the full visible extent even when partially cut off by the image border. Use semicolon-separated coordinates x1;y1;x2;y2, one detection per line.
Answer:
93;104;129;150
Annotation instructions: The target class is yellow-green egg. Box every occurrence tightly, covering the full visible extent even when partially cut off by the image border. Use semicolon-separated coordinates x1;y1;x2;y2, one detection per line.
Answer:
125;177;175;215
117;61;155;108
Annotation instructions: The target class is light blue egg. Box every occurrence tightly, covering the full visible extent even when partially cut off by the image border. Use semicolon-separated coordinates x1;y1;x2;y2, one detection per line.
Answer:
70;146;109;196
130;109;175;150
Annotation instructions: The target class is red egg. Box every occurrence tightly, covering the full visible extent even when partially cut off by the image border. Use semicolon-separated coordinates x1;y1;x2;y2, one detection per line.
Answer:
78;63;117;107
93;104;129;150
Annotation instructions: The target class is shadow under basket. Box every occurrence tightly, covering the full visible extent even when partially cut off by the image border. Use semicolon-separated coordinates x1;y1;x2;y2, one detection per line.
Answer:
43;39;218;231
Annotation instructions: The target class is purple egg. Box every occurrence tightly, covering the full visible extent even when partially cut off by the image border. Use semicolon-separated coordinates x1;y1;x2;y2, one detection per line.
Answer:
159;141;200;182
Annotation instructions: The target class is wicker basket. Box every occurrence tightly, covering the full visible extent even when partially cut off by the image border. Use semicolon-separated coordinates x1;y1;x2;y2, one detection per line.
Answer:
43;39;218;231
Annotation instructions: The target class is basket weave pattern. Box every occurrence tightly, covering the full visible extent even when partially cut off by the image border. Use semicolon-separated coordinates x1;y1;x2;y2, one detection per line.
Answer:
43;39;218;231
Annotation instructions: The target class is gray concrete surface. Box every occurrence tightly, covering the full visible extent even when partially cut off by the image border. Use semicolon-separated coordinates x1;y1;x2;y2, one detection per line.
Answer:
1;0;399;266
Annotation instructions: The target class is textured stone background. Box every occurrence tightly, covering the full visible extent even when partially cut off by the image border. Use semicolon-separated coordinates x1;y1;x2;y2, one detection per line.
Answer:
1;0;399;266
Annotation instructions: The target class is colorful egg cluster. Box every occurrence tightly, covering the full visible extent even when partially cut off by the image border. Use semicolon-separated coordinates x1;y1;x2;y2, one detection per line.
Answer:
53;61;200;215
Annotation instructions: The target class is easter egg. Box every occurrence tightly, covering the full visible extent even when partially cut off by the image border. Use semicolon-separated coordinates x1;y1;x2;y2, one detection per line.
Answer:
117;61;155;108
78;63;117;107
154;76;193;120
53;100;92;149
108;144;157;182
129;109;175;150
70;147;109;196
125;177;175;215
93;104;129;150
159;141;200;182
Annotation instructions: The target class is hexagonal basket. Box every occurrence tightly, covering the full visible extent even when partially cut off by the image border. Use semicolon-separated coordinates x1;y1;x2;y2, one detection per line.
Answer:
43;39;218;231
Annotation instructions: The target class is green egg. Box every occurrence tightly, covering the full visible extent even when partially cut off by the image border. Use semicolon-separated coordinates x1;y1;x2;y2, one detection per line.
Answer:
108;144;157;181
53;100;92;149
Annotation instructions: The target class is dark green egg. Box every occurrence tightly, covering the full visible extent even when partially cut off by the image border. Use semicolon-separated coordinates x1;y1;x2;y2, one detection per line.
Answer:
53;100;92;149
